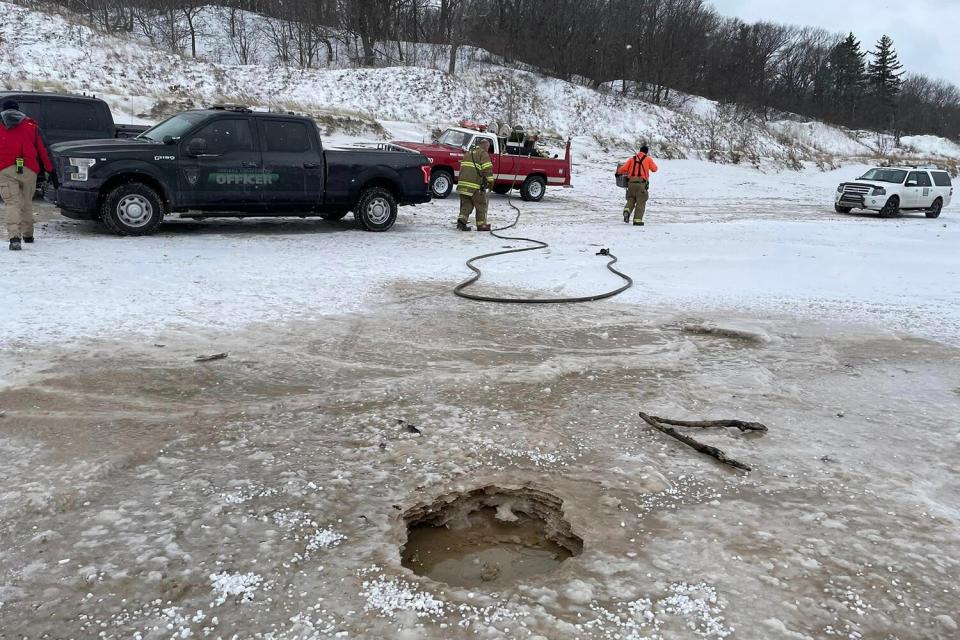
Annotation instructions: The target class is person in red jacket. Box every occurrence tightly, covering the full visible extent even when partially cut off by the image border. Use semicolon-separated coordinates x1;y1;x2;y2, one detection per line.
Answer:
1;98;54;250
616;145;658;226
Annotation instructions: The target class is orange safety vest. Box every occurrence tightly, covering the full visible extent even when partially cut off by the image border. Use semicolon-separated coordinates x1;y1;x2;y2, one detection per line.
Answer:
617;152;658;181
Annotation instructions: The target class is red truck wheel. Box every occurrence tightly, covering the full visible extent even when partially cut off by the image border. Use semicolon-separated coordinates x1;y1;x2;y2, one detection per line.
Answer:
520;175;546;202
430;170;454;199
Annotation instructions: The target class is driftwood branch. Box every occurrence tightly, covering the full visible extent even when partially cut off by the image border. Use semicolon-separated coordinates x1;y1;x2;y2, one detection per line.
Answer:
195;352;228;363
639;411;765;472
646;416;768;433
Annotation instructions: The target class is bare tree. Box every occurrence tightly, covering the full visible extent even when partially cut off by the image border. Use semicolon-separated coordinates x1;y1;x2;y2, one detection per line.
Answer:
262;14;291;65
219;5;259;64
179;0;205;58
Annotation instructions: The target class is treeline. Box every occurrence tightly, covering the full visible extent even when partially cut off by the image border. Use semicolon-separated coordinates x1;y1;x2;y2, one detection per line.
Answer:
35;0;960;140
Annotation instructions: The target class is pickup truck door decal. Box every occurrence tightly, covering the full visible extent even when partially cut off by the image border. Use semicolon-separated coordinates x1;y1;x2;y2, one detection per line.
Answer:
179;118;261;208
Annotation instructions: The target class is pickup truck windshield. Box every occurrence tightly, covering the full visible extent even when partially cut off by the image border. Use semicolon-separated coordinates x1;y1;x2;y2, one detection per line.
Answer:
437;129;471;149
138;112;208;142
858;168;907;184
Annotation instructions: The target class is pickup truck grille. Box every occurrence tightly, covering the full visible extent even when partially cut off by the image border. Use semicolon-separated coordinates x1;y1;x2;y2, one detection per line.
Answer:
843;184;872;195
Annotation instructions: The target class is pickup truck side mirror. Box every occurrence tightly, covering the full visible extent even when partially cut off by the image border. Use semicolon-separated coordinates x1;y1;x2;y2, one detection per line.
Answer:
186;138;208;156
162;135;178;145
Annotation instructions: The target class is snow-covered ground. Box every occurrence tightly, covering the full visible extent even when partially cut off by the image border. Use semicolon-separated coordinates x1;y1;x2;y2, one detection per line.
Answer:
3;138;958;357
2;137;960;640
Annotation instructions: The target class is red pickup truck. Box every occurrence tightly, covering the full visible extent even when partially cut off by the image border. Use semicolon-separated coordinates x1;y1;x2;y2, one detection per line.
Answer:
388;124;572;201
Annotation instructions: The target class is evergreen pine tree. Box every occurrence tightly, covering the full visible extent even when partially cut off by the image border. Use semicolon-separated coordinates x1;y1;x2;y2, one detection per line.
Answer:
868;34;905;128
828;33;867;124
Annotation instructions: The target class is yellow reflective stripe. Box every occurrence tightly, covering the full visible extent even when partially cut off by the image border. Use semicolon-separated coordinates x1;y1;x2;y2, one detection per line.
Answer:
478;162;493;169
458;181;481;189
460;162;478;168
486;177;494;183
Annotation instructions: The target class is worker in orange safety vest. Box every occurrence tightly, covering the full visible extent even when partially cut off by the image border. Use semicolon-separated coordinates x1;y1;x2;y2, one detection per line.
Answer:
616;145;658;226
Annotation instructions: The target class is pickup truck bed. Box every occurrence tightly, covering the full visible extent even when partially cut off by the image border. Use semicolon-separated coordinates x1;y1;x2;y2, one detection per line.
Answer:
390;125;572;201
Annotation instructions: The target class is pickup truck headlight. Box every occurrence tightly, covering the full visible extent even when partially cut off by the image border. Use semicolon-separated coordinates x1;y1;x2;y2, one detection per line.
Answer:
69;157;97;181
871;186;886;196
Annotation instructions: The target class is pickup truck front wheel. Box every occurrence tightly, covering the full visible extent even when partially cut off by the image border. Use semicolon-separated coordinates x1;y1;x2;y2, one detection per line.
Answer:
355;187;397;232
520;175;546;202
100;182;165;236
430;170;454;199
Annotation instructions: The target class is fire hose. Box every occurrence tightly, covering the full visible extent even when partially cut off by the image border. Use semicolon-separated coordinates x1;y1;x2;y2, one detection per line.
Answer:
453;183;633;303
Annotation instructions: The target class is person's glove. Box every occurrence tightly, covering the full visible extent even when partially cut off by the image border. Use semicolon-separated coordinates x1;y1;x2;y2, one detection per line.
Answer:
47;171;60;188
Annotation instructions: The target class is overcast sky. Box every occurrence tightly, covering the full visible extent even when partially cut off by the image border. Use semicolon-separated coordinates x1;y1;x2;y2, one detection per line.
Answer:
709;0;960;86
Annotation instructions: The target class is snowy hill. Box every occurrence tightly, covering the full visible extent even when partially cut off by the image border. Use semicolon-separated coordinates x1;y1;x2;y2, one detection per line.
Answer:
2;1;959;168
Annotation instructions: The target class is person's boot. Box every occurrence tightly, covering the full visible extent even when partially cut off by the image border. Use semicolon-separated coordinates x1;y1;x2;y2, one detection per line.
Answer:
457;219;472;231
476;223;491;232
23;236;34;243
9;237;22;251
623;210;630;223
633;219;645;226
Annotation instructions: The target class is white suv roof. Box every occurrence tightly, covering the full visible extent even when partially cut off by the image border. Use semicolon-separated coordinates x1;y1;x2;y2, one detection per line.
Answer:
874;166;945;172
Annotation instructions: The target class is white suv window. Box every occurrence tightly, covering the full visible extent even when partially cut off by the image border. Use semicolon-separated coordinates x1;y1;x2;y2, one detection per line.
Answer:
859;168;907;183
931;171;952;187
907;171;932;187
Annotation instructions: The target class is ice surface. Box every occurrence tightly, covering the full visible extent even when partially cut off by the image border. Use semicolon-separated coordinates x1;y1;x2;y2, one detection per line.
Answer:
1;289;958;638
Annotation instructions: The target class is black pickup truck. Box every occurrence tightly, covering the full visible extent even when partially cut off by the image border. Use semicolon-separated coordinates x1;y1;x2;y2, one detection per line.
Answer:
48;107;432;235
0;91;148;144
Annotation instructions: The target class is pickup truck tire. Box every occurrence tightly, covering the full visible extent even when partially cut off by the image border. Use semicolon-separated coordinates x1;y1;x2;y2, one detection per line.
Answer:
492;184;512;195
320;211;349;221
430;170;454;199
100;182;165;236
925;198;943;218
878;196;899;219
520;175;546;202
355;187;397;232
834;204;852;214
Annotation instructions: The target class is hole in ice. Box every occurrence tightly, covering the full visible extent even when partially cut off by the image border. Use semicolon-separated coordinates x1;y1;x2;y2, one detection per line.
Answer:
400;485;582;588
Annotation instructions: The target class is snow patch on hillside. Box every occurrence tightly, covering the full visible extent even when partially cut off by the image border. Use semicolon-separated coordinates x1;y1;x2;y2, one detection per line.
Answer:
899;134;960;158
1;1;959;166
769;121;873;157
0;2;924;163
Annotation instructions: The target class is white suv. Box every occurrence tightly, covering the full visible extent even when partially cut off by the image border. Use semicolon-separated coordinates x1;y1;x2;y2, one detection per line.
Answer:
835;167;952;218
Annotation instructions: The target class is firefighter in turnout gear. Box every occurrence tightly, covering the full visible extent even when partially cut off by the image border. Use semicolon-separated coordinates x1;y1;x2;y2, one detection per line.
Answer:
616;145;658;226
456;138;494;231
